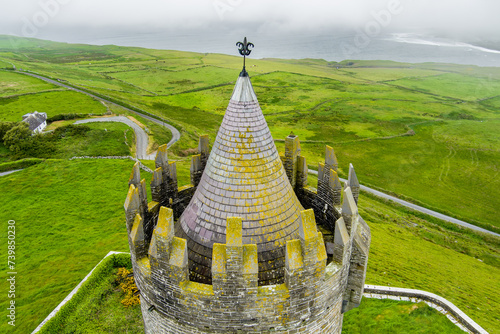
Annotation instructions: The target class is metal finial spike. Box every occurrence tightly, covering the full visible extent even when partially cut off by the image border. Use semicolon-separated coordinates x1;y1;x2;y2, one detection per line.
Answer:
236;37;254;77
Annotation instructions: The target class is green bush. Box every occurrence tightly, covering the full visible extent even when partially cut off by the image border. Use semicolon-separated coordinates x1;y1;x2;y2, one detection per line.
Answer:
52;124;91;138
3;122;56;158
3;122;32;152
0;121;16;141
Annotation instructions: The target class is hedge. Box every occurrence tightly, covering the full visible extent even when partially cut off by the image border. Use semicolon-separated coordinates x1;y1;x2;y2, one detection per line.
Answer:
0;158;45;173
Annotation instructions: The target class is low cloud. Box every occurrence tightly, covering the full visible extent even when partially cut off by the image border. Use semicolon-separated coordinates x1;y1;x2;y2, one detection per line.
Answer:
1;0;498;44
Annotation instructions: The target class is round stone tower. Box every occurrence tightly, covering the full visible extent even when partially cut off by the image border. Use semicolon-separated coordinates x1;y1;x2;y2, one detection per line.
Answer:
124;41;371;333
176;73;304;286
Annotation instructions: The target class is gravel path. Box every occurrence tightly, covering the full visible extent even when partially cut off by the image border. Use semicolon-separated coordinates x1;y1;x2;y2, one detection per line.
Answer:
0;169;23;177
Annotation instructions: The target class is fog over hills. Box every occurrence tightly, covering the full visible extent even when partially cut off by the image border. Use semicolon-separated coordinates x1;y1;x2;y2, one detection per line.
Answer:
0;0;499;66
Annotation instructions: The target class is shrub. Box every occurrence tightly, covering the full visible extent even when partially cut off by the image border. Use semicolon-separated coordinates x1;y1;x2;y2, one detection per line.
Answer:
0;121;16;142
115;268;140;307
3;122;32;153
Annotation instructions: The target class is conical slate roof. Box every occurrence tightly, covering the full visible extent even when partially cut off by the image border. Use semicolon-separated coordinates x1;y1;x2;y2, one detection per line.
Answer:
176;74;304;285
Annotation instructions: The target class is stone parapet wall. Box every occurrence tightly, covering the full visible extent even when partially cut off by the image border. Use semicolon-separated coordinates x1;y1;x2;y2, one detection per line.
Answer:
364;285;488;334
126;206;350;333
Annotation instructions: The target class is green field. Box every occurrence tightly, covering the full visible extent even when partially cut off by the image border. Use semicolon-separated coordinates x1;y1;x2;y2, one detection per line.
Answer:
0;89;107;122
0;70;57;97
0;160;498;333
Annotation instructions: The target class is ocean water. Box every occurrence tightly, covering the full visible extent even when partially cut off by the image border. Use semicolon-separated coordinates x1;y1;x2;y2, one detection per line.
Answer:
79;31;500;67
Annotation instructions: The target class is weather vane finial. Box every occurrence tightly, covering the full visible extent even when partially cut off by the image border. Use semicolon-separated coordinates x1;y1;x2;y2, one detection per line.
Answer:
236;37;254;77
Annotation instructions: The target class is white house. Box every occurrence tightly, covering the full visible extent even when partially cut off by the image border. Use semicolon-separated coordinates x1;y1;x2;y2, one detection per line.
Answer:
22;111;47;134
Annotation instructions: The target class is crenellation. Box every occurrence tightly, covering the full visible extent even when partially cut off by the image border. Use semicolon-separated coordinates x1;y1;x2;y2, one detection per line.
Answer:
124;68;370;333
124;184;141;232
198;134;210;163
296;155;308;189
330;217;349;264
344;216;370;312
130;214;147;259
165;162;178;204
155;144;169;169
348;163;360;204
341;187;358;234
190;154;203;187
329;169;342;206
284;132;301;188
150;167;164;203
325;145;338;172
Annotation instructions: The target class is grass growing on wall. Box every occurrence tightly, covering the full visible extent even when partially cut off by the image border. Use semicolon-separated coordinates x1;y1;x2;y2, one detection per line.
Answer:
38;253;143;334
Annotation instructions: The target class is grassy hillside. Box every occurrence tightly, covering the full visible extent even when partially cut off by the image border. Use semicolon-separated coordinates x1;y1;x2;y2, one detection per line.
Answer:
1;35;498;229
0;160;498;333
0;88;106;122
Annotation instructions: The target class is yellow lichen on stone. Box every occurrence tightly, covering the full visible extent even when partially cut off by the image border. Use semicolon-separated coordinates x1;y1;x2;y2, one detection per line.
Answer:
129;162;141;184
226;217;242;247
156;206;174;238
243;244;258;274
285;239;303;270
130;214;144;246
148;201;159;212
151;167;163;184
299;209;317;241
181;281;214;296
124;184;139;211
137;256;151;277
158;143;168;153
148;232;158;259
178;184;194;192
316;232;327;262
212;243;227;274
169;237;187;268
257;283;289;297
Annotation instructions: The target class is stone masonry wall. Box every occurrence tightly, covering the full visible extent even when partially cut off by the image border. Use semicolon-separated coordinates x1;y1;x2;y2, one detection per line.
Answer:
124;134;370;334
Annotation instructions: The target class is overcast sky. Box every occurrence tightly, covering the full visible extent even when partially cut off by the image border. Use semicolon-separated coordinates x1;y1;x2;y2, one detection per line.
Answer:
1;0;498;41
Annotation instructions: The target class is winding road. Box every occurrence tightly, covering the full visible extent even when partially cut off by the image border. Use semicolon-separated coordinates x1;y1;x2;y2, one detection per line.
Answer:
0;169;23;177
74;116;155;160
308;169;499;237
11;70;498;237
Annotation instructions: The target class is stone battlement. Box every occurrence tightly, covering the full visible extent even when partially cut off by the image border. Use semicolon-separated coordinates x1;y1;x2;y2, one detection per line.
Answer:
124;134;370;333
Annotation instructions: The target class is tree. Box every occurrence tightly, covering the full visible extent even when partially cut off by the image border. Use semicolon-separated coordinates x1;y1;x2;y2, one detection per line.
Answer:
3;123;33;154
0;121;16;143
